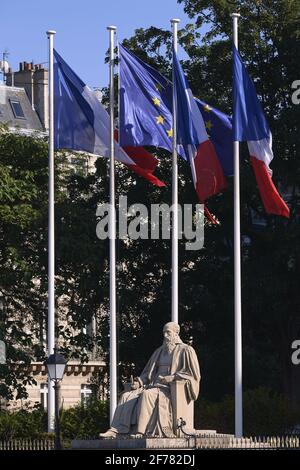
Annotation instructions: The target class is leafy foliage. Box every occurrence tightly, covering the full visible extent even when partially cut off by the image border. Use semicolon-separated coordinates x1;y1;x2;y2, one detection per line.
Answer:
0;400;108;441
60;400;109;440
0;406;47;439
0;390;298;439
196;387;300;435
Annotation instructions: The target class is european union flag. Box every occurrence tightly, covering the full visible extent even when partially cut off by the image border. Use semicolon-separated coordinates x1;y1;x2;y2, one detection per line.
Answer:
119;45;184;156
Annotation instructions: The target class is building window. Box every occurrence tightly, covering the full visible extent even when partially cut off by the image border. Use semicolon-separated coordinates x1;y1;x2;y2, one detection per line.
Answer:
68;156;89;177
9;99;25;119
40;383;48;410
81;384;92;406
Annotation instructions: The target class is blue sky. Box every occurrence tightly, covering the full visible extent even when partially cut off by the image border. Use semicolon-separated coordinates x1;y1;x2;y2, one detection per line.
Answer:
1;0;194;88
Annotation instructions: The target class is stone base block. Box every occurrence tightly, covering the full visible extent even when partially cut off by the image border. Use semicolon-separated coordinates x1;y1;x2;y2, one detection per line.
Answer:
71;431;235;450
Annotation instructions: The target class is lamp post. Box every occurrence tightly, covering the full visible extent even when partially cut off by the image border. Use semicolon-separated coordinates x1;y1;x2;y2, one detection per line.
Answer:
45;349;67;450
0;293;4;312
0;293;6;367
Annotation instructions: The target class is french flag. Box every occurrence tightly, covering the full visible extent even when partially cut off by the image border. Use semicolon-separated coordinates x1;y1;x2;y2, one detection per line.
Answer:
173;50;227;204
233;46;289;218
53;49;165;187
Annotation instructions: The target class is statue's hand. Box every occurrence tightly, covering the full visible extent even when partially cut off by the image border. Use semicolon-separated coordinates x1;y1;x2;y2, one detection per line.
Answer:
131;380;140;390
158;375;174;384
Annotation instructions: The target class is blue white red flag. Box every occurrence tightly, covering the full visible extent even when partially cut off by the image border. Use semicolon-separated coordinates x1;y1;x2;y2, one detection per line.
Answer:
173;50;227;203
233;46;289;218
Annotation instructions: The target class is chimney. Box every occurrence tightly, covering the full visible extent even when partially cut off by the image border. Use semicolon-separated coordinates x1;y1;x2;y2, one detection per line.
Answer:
32;62;48;129
6;58;49;130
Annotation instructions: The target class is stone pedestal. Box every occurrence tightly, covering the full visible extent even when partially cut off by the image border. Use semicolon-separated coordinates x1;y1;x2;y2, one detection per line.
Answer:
170;380;194;436
71;431;231;450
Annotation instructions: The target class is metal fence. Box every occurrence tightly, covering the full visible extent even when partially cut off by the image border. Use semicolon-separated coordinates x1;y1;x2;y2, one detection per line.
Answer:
0;438;55;450
194;435;300;449
0;435;299;450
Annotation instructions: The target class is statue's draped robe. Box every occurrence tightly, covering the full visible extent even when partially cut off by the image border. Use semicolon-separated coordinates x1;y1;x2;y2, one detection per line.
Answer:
111;341;200;436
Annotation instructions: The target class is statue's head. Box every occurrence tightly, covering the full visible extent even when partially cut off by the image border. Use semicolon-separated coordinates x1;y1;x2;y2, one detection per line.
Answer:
163;322;180;335
162;322;180;352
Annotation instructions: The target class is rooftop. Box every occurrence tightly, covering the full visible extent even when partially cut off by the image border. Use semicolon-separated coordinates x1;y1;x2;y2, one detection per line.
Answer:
0;85;43;131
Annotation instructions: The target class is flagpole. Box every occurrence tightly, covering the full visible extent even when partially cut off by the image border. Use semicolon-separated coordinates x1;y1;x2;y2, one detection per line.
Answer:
46;29;56;433
107;25;117;424
232;12;243;438
171;18;180;324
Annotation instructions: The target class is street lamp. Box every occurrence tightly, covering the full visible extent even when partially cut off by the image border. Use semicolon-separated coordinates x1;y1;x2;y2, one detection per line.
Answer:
45;349;67;450
0;293;6;364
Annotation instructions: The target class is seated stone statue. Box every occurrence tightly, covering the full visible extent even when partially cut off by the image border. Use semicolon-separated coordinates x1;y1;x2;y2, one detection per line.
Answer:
99;321;201;438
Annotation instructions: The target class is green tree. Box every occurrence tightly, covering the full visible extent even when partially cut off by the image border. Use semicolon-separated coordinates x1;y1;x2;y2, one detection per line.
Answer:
0;128;49;399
